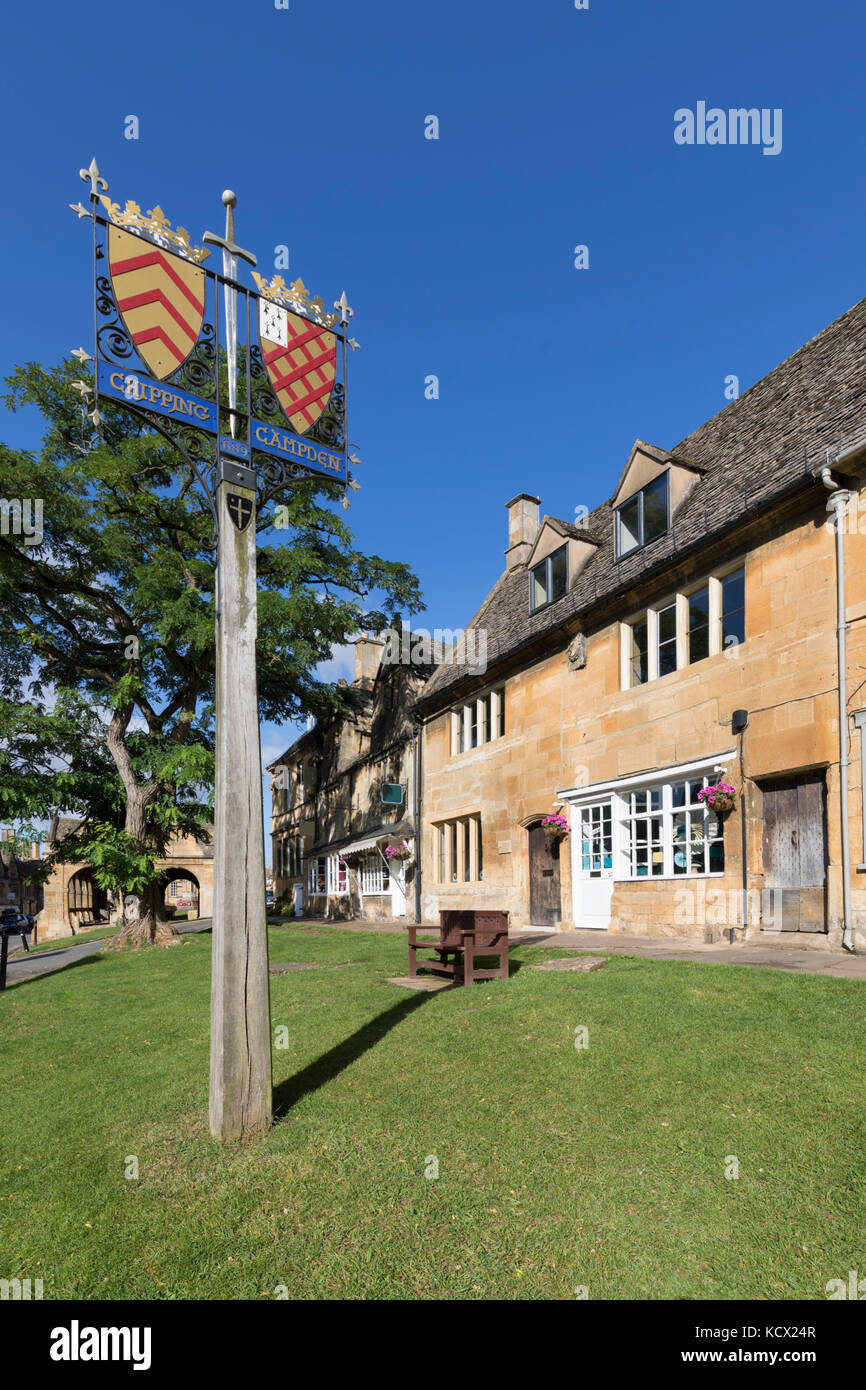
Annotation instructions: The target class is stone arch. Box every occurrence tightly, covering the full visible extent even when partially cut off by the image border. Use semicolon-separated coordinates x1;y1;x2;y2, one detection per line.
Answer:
66;869;112;931
161;868;201;920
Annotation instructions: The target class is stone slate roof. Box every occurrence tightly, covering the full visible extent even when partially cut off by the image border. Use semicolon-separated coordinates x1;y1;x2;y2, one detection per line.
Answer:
417;292;866;713
49;817;83;843
267;684;375;772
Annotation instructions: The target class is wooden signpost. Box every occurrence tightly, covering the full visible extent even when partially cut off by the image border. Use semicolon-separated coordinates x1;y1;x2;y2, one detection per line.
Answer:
72;161;356;1142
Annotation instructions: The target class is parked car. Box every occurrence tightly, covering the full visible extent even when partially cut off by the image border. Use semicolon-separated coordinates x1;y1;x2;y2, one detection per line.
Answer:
265;889;275;907
0;908;32;948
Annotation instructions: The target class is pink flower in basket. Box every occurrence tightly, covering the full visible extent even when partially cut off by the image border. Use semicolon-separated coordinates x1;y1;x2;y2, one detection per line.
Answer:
697;782;737;814
541;813;570;840
385;840;414;863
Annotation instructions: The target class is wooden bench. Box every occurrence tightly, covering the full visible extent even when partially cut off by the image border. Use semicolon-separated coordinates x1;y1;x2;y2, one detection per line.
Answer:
408;910;510;985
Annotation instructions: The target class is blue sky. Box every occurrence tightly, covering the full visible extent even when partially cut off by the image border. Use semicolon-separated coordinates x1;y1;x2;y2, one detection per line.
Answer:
3;0;866;858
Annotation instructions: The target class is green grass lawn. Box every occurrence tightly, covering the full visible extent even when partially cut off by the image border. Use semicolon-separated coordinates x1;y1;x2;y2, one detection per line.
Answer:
1;926;864;1301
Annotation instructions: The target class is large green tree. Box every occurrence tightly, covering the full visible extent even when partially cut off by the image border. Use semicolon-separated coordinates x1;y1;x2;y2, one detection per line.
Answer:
0;357;422;945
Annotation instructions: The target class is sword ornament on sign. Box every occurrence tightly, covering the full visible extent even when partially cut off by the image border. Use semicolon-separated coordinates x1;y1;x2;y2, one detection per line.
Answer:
203;191;257;440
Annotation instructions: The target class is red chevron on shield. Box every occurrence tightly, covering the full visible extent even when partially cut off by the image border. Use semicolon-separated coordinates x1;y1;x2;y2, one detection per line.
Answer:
108;225;206;381
259;306;337;436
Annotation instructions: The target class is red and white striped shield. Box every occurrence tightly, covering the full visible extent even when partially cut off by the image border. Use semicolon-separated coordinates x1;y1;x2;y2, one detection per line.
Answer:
258;301;337;435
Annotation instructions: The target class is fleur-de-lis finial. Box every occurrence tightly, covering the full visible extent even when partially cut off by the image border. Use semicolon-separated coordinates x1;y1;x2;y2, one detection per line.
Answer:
334;291;354;325
79;157;108;200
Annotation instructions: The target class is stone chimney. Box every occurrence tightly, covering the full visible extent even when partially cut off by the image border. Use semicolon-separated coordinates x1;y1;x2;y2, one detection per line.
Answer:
505;493;540;571
30;842;41;860
1;828;12;842
353;632;384;685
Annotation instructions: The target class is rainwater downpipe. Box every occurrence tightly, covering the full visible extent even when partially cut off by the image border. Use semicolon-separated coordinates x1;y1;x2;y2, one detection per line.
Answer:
413;713;423;924
821;467;855;951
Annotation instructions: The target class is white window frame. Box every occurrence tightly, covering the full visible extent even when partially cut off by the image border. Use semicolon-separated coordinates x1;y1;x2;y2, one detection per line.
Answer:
327;854;348;895
450;685;505;756
308;856;327;896
562;753;733;885
620;564;745;691
357;852;390;896
613;773;726;882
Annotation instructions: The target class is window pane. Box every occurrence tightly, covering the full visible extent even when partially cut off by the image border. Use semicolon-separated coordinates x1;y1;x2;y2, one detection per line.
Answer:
450;823;457;882
643;474;669;543
630;618;648;686
498;689;506;737
658;604;676;643
531;560;548;610
657;603;677;676
483;693;491;743
477;818;483;880
470;704;478;749
618;497;640;556
721;568;744;613
722;568;745;650
464;820;471;881
550;546;568;601
688;586;710;663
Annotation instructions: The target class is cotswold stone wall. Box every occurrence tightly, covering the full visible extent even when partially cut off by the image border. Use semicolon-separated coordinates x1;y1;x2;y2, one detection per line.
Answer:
422;490;866;948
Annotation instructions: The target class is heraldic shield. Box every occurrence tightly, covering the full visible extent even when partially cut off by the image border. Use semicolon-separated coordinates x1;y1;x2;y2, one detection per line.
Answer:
259;303;337;436
108;225;206;381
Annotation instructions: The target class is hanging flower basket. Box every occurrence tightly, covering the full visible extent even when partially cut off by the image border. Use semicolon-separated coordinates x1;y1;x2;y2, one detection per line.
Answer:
384;840;413;864
697;782;736;815
541;812;569;850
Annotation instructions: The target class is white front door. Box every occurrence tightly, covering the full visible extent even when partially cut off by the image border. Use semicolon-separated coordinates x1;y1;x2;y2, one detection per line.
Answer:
575;800;614;929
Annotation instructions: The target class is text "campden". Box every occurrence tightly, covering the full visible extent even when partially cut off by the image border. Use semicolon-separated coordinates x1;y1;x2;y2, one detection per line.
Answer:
674;103;782;156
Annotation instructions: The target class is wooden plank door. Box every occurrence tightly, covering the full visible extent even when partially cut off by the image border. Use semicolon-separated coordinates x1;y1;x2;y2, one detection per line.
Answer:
528;822;562;926
761;773;827;932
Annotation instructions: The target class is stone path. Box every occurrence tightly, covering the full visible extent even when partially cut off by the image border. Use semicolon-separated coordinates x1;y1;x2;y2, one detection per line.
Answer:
517;928;866;980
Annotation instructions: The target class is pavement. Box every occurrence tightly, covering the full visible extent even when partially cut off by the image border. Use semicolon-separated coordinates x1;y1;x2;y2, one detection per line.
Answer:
513;928;866;980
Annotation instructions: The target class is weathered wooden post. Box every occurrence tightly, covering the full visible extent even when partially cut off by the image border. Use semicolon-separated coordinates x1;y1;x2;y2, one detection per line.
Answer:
206;193;273;1140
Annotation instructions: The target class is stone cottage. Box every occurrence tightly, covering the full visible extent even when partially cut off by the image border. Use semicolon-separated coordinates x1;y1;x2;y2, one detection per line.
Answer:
414;293;866;949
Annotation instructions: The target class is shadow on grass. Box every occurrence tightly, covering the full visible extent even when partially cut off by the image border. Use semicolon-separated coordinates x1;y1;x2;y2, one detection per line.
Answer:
273;989;438;1119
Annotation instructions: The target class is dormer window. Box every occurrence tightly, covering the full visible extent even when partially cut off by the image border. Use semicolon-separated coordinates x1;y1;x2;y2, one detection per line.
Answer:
530;544;568;613
616;473;669;559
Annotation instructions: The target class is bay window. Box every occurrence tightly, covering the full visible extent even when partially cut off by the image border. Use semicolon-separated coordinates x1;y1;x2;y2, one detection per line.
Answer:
618;774;725;879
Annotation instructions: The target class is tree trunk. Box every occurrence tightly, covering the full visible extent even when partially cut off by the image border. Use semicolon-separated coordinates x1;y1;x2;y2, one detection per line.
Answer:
105;876;181;950
100;741;182;949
